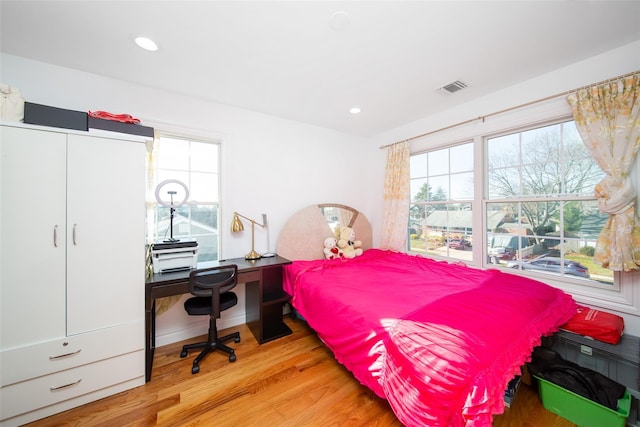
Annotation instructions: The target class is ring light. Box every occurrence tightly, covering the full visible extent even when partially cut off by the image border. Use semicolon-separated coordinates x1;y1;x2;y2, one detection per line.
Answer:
155;179;189;208
154;179;189;242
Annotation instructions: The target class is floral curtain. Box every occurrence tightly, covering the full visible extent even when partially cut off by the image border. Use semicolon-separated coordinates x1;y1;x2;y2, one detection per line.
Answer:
566;74;640;272
146;133;182;314
380;141;410;251
145;137;157;278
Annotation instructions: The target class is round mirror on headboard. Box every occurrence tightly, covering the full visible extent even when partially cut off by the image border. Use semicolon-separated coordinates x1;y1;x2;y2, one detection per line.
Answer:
276;203;372;260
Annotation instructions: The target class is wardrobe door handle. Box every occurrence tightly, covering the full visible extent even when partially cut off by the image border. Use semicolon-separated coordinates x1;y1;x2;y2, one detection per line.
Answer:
49;349;82;360
50;379;82;391
53;225;59;247
73;224;78;245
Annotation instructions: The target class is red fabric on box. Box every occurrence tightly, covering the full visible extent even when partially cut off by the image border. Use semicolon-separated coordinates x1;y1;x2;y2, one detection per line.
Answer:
561;305;624;344
88;110;140;124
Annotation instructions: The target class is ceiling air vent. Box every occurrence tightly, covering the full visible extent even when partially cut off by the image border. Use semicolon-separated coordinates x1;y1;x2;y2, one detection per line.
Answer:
438;80;468;94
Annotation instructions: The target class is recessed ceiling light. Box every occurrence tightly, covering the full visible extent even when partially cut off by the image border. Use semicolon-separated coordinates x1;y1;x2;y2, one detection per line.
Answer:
330;11;350;30
134;36;158;52
349;107;361;115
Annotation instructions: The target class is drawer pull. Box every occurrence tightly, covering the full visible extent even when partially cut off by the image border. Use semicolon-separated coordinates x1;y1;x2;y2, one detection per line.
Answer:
50;379;82;391
49;349;82;360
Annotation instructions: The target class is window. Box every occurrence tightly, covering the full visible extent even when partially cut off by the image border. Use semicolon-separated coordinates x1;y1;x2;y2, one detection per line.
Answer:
408;119;616;289
409;142;474;262
486;120;612;287
147;135;220;262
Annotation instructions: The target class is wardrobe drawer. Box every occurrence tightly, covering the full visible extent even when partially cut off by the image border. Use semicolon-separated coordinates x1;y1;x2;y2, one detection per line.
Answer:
0;350;144;423
0;321;143;386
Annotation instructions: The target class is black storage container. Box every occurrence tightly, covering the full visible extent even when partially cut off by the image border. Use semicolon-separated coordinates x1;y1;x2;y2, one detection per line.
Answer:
542;330;639;391
88;116;154;137
23;102;88;131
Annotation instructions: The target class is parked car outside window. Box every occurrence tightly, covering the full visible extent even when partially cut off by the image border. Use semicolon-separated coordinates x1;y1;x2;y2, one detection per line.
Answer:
448;238;471;250
506;257;590;278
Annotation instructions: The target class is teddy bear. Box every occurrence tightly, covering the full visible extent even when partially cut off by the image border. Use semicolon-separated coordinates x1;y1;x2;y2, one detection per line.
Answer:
337;226;363;259
323;236;343;260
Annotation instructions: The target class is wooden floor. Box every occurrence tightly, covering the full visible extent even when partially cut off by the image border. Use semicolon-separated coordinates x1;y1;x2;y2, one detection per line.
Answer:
25;317;576;427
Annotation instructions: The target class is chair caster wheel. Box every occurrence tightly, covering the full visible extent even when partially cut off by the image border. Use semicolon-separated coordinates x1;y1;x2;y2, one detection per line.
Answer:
229;353;236;362
192;365;200;374
234;336;240;343
180;350;187;358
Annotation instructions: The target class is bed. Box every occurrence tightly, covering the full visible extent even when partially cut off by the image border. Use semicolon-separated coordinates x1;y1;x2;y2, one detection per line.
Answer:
276;204;577;427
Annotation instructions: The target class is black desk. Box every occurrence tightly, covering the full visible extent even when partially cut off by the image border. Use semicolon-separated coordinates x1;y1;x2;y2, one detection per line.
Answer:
145;255;292;381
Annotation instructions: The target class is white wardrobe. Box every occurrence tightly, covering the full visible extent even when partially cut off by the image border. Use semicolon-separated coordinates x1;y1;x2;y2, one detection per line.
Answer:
0;123;146;426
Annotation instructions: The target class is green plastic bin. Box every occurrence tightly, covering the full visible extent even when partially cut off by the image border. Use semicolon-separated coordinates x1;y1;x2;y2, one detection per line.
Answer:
534;375;630;427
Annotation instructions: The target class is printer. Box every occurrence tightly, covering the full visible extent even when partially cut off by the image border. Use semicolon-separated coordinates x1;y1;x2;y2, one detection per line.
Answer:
151;240;198;273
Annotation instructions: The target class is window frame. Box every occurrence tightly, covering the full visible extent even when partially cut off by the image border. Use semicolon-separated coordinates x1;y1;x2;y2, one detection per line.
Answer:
409;141;475;261
482;118;617;291
147;132;222;262
407;108;637;310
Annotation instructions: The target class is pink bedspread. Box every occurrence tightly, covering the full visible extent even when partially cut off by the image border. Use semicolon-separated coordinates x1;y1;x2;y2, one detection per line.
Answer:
283;249;576;426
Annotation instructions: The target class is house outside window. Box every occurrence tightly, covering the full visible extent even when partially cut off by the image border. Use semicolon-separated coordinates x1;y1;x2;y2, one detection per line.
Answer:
409;142;474;262
486;120;613;288
409;119;616;290
148;134;221;262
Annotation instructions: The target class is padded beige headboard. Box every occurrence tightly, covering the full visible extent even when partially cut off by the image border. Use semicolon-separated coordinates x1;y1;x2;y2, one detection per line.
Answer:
276;203;372;261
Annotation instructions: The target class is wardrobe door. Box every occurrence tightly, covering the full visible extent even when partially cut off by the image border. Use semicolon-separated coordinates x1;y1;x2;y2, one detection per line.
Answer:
65;134;145;336
0;126;67;350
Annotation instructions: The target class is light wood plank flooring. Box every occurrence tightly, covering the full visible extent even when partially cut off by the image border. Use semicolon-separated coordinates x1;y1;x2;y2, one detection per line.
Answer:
25;317;576;426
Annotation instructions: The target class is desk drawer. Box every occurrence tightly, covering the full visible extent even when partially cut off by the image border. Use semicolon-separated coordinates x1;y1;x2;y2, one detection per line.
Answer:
0;350;144;423
0;321;143;386
239;270;261;283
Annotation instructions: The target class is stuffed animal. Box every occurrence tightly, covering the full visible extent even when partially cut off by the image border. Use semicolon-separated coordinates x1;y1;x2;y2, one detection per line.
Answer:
337;226;363;259
323;236;343;260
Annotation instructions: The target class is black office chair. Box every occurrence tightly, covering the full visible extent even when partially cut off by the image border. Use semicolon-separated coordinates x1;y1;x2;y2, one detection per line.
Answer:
180;265;241;374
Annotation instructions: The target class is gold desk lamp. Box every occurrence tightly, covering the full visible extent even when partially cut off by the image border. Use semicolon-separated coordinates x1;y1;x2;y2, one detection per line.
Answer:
231;212;266;260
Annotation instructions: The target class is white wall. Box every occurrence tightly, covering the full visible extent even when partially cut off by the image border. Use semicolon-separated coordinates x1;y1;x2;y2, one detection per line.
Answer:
0;53;381;344
3;39;640;341
372;40;640;149
371;40;640;336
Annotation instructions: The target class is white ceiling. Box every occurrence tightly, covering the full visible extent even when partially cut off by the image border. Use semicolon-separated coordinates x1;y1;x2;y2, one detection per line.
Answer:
1;1;639;136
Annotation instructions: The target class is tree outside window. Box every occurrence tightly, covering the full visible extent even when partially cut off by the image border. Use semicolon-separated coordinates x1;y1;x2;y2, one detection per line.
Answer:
486;120;612;285
408;120;614;287
409;142;474;261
